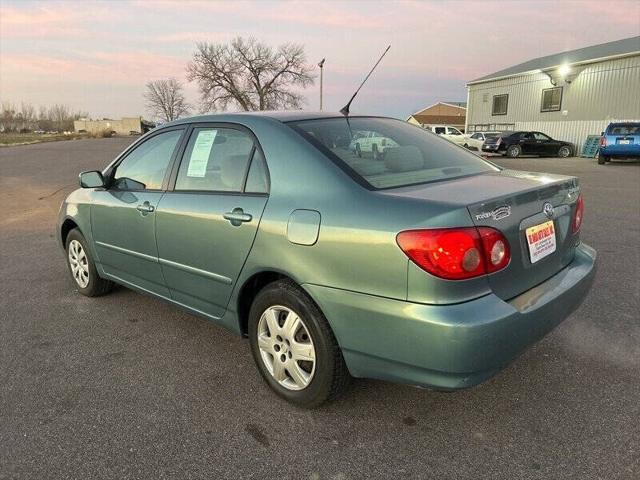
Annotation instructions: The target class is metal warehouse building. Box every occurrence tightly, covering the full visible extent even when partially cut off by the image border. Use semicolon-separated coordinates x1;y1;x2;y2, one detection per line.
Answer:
465;36;640;152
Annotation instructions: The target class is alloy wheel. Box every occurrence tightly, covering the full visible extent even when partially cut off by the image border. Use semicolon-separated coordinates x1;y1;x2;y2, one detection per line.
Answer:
68;239;89;288
257;305;316;391
559;146;571;157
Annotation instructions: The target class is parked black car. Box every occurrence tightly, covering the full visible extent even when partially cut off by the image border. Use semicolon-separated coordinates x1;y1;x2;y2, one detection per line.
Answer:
482;131;573;158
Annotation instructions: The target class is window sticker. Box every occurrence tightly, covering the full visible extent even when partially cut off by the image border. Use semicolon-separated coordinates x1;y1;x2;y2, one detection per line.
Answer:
187;130;217;177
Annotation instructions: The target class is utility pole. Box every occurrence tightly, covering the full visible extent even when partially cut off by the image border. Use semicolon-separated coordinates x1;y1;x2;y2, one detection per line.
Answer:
318;58;325;110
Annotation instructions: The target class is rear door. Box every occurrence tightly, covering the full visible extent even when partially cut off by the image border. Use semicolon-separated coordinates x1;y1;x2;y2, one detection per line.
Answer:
91;127;185;296
154;124;269;319
533;132;556;156
519;132;540;154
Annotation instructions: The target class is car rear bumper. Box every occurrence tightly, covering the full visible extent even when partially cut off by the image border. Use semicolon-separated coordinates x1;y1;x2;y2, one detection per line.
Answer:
601;145;640;157
303;243;596;390
482;144;501;152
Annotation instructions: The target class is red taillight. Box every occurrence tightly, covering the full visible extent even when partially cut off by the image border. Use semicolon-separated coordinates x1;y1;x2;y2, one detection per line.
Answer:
396;227;510;280
599;136;607;147
572;195;584;233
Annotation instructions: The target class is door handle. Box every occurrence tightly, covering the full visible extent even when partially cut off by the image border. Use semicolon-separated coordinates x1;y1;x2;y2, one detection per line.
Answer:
223;208;252;226
136;202;155;214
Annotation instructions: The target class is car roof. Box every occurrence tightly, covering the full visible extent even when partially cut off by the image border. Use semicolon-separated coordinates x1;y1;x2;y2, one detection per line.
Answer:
161;111;382;127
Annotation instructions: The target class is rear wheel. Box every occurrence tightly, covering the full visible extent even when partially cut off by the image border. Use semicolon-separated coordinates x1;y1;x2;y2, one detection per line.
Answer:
65;229;113;296
597;152;609;164
558;145;572;158
248;280;350;408
507;144;521;158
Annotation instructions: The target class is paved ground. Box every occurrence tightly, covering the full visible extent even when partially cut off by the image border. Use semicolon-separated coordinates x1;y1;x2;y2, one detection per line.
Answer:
1;138;639;480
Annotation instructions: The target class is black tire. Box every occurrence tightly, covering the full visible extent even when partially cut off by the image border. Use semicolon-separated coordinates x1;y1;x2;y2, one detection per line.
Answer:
463;143;469;149
597;152;609;164
558;145;572;158
65;228;113;297
248;280;350;408
355;143;362;157
506;144;521;158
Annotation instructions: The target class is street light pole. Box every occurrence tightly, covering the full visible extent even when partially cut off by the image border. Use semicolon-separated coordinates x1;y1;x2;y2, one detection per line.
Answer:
318;58;325;111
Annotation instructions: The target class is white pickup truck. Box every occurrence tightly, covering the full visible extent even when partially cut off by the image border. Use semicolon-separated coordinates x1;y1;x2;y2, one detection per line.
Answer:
424;125;466;147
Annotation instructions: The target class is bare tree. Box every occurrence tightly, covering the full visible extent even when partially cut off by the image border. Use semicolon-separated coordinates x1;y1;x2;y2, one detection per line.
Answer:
144;78;190;122
186;37;315;112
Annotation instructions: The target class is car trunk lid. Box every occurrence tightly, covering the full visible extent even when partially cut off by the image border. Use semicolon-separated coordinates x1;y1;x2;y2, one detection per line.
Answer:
381;169;581;300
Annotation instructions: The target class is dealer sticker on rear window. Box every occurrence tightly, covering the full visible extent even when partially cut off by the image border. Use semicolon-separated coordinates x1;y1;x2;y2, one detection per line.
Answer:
526;220;556;264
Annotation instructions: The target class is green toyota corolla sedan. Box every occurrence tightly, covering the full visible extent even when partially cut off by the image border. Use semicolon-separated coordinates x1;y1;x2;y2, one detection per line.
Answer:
57;112;596;407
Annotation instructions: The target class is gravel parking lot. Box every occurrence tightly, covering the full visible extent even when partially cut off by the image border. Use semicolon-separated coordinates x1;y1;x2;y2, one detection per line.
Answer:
1;138;639;480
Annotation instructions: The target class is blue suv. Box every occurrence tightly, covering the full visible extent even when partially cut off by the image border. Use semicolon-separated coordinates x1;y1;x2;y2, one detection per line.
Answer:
598;122;640;164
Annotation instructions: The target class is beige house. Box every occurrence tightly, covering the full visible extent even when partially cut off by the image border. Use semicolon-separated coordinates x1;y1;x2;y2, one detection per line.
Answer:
74;117;149;135
407;102;467;131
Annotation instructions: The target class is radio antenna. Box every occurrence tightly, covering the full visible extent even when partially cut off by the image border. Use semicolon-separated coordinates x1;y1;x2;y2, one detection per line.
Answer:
340;45;391;116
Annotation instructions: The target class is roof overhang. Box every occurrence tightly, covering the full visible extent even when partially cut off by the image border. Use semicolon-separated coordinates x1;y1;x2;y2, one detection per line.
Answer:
466;50;640;86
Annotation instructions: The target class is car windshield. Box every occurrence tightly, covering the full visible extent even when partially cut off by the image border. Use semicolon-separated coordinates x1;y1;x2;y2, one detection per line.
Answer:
485;132;501;138
288;117;498;189
609;125;640;135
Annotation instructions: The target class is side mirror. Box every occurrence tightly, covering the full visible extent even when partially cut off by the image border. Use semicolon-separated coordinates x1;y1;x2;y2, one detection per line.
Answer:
79;170;105;188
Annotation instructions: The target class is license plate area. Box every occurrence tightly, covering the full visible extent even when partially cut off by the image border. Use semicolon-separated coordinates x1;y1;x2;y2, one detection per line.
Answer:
525;220;556;263
617;139;631;144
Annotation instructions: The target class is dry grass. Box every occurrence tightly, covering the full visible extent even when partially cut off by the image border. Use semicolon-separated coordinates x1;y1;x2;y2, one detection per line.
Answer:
0;132;88;146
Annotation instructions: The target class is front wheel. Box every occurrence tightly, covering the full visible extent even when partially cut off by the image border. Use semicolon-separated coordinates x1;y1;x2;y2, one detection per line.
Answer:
507;144;521;158
248;280;350;408
355;143;362;157
65;229;113;296
558;145;572;158
372;143;382;161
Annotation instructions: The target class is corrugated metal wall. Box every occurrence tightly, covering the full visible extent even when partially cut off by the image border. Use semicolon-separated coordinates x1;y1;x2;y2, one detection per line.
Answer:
467;55;640;151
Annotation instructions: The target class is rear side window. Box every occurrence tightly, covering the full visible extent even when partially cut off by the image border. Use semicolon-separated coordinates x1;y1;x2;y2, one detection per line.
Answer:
113;129;183;190
288;117;497;190
245;149;269;194
175;127;254;192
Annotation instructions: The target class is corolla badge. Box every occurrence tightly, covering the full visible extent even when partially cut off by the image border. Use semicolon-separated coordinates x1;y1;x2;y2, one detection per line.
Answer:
543;202;555;218
475;205;511;221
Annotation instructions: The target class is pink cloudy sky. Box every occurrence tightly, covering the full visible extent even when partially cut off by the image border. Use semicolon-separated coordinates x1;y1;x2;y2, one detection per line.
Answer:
1;0;638;120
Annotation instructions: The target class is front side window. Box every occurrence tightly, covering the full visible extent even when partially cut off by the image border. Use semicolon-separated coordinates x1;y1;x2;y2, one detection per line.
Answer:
434;127;446;134
448;128;462;135
492;94;508;116
541;87;562;112
112;129;183;190
471;133;482;140
175;127;256;192
288;117;498;190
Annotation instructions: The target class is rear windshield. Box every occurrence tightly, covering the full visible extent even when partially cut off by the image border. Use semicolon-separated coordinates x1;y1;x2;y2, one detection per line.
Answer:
288;117;498;189
608;125;640;135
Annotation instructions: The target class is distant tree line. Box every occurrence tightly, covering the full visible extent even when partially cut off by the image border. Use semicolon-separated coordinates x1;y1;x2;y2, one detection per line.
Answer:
0;101;89;133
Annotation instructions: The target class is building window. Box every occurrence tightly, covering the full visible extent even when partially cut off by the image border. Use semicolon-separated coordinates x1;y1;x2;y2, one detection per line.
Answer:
541;87;563;112
492;94;508;116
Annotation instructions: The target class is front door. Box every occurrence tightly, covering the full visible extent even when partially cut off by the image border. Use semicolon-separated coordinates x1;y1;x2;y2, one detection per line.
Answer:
155;126;270;319
91;128;184;296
